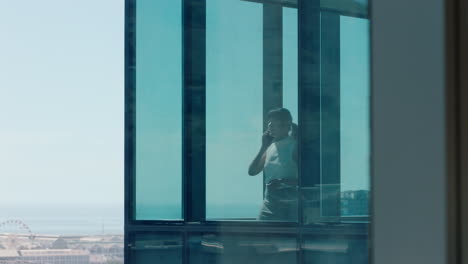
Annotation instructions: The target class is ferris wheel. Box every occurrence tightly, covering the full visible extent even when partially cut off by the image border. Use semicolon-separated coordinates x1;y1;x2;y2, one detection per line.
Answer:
0;219;35;249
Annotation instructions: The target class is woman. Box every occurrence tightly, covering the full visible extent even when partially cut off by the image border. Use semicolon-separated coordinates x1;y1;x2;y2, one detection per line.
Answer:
248;108;298;221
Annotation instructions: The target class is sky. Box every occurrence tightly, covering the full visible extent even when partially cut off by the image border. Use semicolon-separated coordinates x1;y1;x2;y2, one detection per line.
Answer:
0;0;124;207
0;0;369;219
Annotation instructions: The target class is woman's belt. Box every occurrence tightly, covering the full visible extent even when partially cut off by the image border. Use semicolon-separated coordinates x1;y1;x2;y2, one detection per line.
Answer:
266;178;298;186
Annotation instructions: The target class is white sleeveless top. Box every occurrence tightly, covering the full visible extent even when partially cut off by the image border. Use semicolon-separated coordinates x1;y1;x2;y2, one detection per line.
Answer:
264;136;297;183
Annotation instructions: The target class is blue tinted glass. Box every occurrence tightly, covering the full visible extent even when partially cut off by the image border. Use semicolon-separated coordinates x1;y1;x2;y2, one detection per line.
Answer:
205;3;370;222
301;13;370;223
205;0;264;219
135;0;182;220
283;7;298;122
339;16;370;216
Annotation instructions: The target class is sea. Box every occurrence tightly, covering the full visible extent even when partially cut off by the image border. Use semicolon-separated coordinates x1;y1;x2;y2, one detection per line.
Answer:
0;206;124;236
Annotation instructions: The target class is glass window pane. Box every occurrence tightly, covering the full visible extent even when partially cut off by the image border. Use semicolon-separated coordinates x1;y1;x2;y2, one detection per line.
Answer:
206;0;301;222
206;0;264;219
135;0;182;220
129;233;182;264
189;234;297;264
302;12;370;223
339;16;370;217
283;7;298;122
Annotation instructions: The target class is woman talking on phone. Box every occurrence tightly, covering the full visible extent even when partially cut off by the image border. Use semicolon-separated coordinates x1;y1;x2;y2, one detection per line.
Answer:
248;108;298;221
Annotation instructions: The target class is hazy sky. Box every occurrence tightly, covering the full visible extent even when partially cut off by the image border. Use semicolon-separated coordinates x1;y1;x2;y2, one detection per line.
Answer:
0;0;124;207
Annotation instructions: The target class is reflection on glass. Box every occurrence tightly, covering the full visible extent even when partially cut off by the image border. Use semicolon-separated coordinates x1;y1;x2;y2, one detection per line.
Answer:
190;234;297;264
282;7;298;122
339;16;370;217
130;233;182;264
249;108;298;221
135;0;182;220
206;0;301;222
206;1;369;223
302;12;370;224
303;235;368;264
128;0;371;263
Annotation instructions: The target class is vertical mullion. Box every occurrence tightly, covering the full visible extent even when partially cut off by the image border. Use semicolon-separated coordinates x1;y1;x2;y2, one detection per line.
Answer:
124;0;136;263
320;12;341;217
263;4;284;118
460;0;468;259
182;231;189;264
297;234;304;264
182;0;206;223
298;0;321;223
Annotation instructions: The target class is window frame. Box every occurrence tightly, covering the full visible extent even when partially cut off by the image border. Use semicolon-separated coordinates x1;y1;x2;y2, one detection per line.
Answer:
125;0;371;262
125;0;370;225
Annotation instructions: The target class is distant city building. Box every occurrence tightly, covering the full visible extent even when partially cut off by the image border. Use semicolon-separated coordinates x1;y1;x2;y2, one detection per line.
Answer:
51;237;69;249
20;249;90;264
341;190;370;216
0;232;123;264
89;254;107;264
0;249;20;262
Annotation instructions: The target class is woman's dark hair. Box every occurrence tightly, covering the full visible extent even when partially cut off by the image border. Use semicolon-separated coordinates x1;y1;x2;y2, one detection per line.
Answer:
267;108;293;123
267;108;298;139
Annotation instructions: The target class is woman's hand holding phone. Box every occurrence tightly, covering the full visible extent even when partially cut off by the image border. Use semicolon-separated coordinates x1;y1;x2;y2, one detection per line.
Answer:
262;129;273;148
